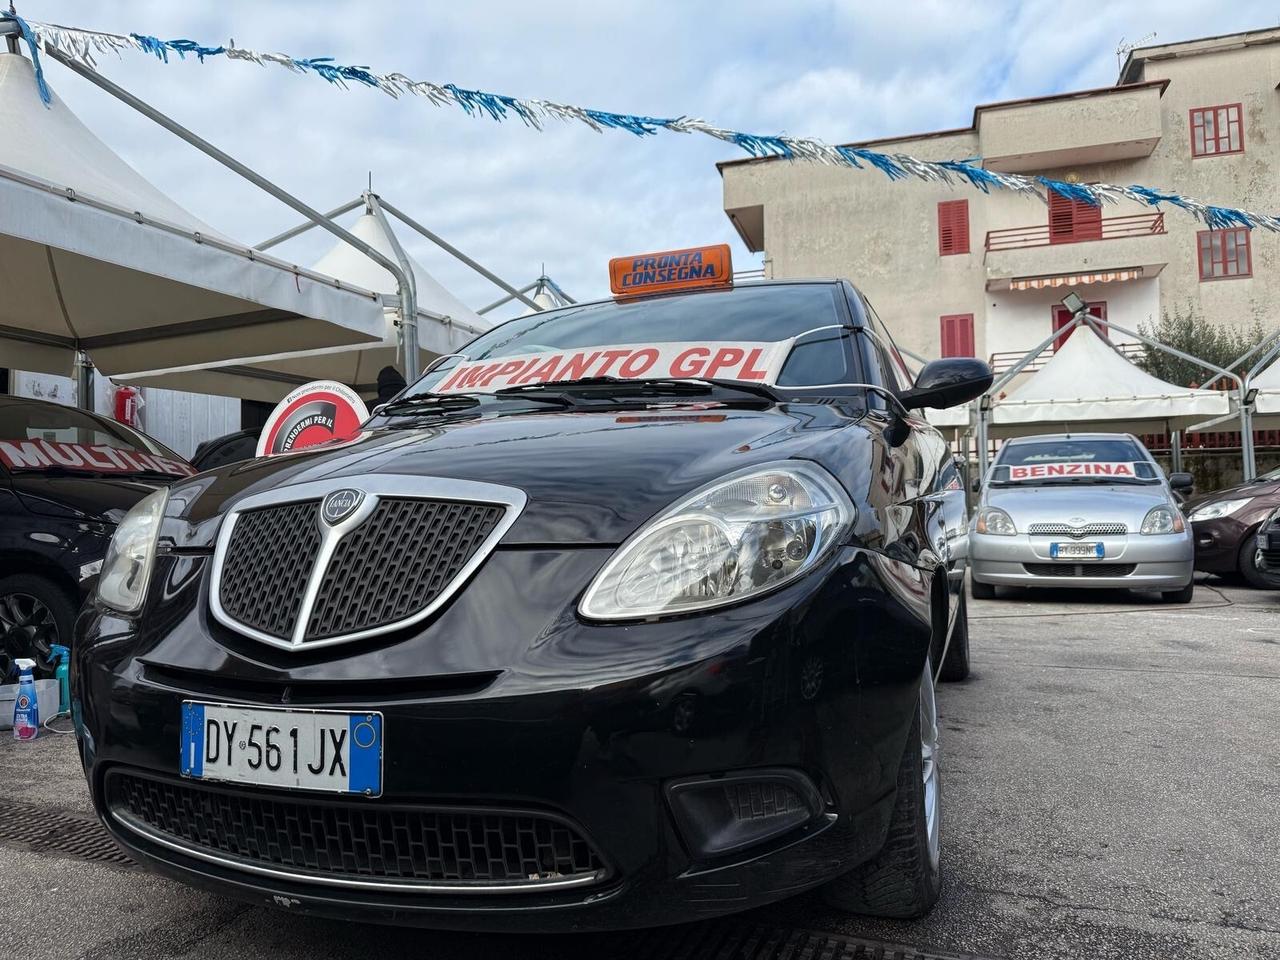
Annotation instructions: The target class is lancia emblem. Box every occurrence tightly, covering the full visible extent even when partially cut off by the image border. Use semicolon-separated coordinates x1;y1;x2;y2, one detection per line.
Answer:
321;488;364;525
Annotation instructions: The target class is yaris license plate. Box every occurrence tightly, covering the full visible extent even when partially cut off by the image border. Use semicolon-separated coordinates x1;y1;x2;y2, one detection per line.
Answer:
1050;541;1104;560
180;702;382;796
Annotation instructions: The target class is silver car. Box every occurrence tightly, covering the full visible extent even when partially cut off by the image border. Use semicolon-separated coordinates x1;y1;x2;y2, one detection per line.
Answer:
970;433;1195;602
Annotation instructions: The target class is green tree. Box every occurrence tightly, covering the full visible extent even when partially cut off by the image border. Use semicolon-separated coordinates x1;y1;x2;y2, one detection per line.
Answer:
1136;302;1268;387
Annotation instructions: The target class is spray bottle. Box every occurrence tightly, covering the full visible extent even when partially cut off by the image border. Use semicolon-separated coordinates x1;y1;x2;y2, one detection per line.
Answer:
51;644;71;715
11;658;39;741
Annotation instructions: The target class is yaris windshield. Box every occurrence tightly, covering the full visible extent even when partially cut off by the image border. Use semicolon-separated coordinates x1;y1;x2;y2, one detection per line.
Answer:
401;284;851;399
992;438;1160;485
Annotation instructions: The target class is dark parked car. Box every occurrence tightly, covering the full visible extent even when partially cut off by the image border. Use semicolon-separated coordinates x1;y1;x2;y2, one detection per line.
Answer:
1256;504;1280;576
190;428;260;472
1184;466;1280;587
75;273;991;930
0;396;193;679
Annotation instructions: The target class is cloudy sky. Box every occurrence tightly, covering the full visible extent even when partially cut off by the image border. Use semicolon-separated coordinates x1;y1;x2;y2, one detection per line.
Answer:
24;1;1279;318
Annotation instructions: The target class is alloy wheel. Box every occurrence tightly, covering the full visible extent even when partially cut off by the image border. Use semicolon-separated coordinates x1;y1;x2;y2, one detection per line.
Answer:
920;659;941;869
0;592;58;678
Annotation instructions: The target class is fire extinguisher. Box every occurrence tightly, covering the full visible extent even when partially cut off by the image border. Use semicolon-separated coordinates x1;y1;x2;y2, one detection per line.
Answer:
113;384;142;427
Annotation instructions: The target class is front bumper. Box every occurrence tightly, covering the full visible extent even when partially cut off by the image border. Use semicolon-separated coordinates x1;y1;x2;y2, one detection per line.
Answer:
73;545;932;931
1190;516;1255;572
971;532;1193;590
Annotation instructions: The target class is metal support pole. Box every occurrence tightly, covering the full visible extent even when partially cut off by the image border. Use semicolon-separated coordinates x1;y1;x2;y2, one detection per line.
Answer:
42;48;415;332
75;351;94;411
478;282;539;316
254;197;364;251
364;193;420;381
1170;431;1182;474
1241;402;1256;482
2;19;20;53
976;400;990;477
379;200;543;312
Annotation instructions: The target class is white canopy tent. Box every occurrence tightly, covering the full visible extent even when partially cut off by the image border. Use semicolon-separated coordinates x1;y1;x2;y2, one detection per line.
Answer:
0;51;385;380
987;325;1230;438
1248;353;1280;424
121;209;490;402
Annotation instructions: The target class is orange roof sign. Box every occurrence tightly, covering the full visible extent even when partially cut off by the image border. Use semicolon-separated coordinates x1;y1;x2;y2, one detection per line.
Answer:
609;244;732;297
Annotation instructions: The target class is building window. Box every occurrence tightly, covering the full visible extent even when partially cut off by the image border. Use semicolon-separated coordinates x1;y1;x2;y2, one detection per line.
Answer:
1048;192;1102;244
940;314;975;357
1189;104;1244;157
937;200;970;256
1050;302;1107;351
1198;228;1251;281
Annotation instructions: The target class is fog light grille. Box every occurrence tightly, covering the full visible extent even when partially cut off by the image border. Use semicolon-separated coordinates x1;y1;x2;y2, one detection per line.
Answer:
667;769;823;859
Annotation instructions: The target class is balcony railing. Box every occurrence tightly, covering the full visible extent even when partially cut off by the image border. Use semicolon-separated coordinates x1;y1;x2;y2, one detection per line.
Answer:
985;212;1165;252
987;341;1144;375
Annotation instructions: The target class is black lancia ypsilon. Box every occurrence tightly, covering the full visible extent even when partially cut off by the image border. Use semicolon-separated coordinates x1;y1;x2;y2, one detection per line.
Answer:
74;271;991;930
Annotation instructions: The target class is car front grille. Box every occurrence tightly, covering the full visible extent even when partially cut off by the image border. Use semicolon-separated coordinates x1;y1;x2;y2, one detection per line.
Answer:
1027;522;1127;538
216;497;505;646
1023;563;1136;577
106;770;607;891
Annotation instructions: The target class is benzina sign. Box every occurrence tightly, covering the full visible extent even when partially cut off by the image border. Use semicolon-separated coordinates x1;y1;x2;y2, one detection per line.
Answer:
1008;462;1138;480
609;244;732;296
434;341;791;394
0;438;195;476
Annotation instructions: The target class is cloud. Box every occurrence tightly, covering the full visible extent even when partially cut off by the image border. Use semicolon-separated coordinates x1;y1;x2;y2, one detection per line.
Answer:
22;0;1279;322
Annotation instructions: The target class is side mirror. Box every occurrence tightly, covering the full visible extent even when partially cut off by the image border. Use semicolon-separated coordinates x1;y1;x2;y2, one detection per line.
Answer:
1169;472;1194;494
900;358;993;411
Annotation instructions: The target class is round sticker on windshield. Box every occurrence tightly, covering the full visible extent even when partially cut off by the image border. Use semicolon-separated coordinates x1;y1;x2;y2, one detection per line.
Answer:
256;381;369;458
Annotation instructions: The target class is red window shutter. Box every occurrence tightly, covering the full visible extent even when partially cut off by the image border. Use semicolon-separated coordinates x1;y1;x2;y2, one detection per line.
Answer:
940;314;974;358
1048;192;1101;242
937;200;969;255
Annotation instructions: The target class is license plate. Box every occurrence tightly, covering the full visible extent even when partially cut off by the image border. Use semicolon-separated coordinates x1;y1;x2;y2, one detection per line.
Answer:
1050;541;1104;560
180;702;382;796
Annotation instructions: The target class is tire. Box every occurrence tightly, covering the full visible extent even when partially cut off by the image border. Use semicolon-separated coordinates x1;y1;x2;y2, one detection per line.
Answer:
823;663;942;919
1161;582;1195;604
969;576;995;600
1238;535;1280;590
0;574;76;680
938;592;970;683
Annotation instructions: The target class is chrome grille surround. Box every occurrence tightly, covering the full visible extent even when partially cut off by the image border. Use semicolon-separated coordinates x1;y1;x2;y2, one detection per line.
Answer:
210;476;526;652
1027;522;1127;539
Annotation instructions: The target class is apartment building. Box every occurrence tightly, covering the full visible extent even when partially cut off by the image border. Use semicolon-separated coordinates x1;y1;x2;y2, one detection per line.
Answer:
718;28;1280;370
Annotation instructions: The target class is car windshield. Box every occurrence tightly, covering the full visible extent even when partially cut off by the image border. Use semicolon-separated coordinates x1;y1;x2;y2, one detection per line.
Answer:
400;284;851;401
0;402;192;477
992;437;1159;485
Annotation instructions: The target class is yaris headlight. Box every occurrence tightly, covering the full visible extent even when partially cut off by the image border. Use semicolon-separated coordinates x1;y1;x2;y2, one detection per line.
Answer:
976;507;1016;536
580;462;854;620
1188;497;1252;522
1140;504;1185;535
97;488;168;613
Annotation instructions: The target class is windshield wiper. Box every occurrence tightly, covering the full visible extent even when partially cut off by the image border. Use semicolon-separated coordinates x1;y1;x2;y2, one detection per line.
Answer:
496;377;779;404
377;391;573;419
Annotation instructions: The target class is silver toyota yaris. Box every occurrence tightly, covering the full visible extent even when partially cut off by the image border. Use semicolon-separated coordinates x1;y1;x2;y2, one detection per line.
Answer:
970;433;1195;603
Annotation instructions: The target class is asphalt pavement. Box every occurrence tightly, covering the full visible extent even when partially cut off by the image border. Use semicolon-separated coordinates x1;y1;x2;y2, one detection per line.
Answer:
2;576;1277;960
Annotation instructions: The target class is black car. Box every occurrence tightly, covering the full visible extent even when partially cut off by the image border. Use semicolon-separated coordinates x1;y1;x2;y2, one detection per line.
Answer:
74;276;991;930
0;396;193;679
1256;504;1280;575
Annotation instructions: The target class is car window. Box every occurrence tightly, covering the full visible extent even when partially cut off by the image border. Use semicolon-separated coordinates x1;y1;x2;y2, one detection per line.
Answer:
996;438;1147;465
937;459;962;493
861;296;914;388
0;402;190;475
410;284;853;395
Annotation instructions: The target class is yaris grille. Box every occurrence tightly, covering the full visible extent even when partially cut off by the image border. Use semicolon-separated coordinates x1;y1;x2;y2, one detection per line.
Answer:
1027;522;1127;538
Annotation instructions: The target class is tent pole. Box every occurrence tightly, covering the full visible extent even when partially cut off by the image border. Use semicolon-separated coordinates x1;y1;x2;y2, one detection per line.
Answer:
42;49;416;344
976;400;990;477
1170;431;1182;474
378;200;543;312
254;198;365;251
364;192;420;381
76;351;94;411
477;282;539;316
1241;401;1256;482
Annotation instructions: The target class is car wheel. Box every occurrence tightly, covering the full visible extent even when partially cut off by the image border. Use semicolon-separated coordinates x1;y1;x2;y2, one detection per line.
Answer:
969;576;995;600
937;593;970;683
1160;582;1195;604
822;660;942;919
0;575;75;680
1238;536;1280;590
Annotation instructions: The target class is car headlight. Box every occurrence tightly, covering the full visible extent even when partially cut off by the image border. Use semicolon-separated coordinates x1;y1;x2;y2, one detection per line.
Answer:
1188;497;1252;522
580;462;855;620
1140;504;1185;535
97;488;168;613
976;507;1016;536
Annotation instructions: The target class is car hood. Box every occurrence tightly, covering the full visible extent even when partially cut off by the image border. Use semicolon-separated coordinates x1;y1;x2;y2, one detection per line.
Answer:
983;483;1173;527
9;473;166;524
1184;478;1280;513
170;404;864;547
